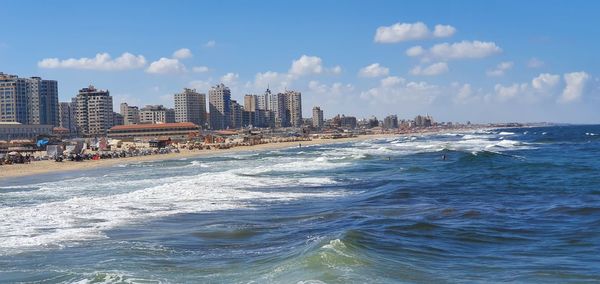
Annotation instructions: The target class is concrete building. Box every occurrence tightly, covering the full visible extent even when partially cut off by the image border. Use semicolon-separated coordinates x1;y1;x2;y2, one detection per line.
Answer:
244;94;258;112
112;112;124;126
174;88;206;127
59;102;77;134
414;115;433;127
383;115;399;129
340;115;357;129
74;85;113;137
230;100;243;129
0;73;59;126
140;105;175;124
120;103;140;125
0;122;53;141
285;90;303;128
208;84;231;130
312;106;324;129
107;122;199;141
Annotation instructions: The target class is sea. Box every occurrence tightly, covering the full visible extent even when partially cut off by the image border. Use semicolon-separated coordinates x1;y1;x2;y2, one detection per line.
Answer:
1;125;599;283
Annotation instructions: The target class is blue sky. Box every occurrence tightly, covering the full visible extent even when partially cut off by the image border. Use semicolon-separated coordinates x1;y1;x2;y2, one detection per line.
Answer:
1;0;599;123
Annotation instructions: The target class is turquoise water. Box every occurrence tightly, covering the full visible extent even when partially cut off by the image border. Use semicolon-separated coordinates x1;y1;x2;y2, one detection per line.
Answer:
1;125;599;283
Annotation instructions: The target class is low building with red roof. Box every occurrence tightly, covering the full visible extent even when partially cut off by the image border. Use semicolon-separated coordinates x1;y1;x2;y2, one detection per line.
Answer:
107;122;199;141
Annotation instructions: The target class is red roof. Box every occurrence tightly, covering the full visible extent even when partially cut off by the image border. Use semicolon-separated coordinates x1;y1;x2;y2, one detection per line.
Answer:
109;122;198;131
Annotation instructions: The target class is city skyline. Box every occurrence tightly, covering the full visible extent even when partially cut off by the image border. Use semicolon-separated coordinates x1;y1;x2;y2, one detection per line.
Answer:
1;0;599;123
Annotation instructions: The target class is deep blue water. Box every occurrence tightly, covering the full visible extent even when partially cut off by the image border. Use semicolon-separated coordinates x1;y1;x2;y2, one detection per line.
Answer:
1;125;599;283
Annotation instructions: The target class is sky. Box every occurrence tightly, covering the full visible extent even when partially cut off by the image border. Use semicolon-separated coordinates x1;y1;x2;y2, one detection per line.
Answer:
1;0;599;123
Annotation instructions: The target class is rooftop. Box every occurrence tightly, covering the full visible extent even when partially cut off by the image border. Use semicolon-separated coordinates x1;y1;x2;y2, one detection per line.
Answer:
109;122;198;131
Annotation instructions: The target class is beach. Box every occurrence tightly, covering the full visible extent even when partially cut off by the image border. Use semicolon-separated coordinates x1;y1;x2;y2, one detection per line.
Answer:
0;134;397;180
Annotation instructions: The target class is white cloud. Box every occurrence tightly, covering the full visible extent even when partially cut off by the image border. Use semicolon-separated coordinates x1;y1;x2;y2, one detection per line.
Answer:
289;55;324;76
358;63;389;78
38;52;146;71
173;48;192;59
406;46;425;57
331;65;343;75
531;73;560;93
486;61;514;76
560;71;589;103
454;83;474;104
308;81;354;96
433;25;456;38
192;66;209;73
527;57;544;68
495;83;528;101
221;72;239;85
381;76;405;87
189;79;213;91
252;71;292;90
146;58;186;74
361;76;439;105
429;40;502;60
374;22;456;43
410;62;449;76
205;40;216;48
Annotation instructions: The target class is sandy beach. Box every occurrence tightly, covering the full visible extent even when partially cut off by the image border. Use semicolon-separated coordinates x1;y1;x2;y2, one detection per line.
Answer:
0;134;400;180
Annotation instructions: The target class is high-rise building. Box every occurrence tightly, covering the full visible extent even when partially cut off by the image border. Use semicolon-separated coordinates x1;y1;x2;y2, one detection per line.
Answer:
140;105;176;124
0;73;59;126
312;106;324;129
383;115;399;129
414;115;433;127
174;88;206;127
244;94;258;112
74;85;113;136
208;84;231;130
230;100;243;129
112;112;124;126
285;90;302;128
120;103;140;125
59;102;77;133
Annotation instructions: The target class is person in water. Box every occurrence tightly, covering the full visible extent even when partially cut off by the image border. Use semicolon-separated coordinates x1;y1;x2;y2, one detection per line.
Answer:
442;154;447;160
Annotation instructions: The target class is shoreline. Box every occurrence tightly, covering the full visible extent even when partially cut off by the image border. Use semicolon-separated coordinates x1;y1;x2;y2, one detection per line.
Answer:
0;134;398;180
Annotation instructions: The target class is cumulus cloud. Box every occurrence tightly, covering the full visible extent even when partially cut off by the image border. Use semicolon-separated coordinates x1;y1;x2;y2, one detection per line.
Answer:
361;76;439;105
308;81;354;96
38;52;146;71
410;62;449;76
408;41;501;62
374;22;456;43
173;48;192;59
380;76;405;87
454;83;475;104
486;61;514;76
252;71;293;91
527;57;544;68
192;66;209;73
560;71;589;103
146;58;186;74
359;63;389;78
331;65;343;75
289;55;324;76
221;72;239;85
531;73;560;93
495;83;528;101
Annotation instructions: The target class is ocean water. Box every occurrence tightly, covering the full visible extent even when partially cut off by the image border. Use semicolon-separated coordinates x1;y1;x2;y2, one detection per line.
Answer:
1;125;599;283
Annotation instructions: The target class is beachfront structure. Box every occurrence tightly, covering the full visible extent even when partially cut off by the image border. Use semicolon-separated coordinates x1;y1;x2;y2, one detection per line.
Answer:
230;100;243;129
208;84;231;130
383;115;398;129
0;122;53;141
107;122;199;141
59;102;77;134
414;115;433;127
312;106;324;129
174;88;206;127
139;105;175;124
340;115;357;129
285;90;303;128
120;103;140;125
0;72;59;126
74;85;113;137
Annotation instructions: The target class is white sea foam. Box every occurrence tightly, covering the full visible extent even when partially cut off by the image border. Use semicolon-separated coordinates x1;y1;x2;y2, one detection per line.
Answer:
0;170;343;255
498;131;515;135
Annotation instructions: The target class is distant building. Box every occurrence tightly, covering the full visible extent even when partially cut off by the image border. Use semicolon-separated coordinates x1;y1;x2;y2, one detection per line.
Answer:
107;122;200;141
414;115;433;127
383;115;398;129
59;102;77;134
140;105;175;124
120;103;140;125
0;122;53;141
174;88;206;127
208;84;231;130
112;112;124;126
74;85;113;137
230;100;243;129
244;94;258;112
0;72;59;126
285;90;303;128
340;115;357;129
312;106;324;129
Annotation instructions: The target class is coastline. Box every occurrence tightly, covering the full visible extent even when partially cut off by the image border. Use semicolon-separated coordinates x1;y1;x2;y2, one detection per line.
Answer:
0;134;399;180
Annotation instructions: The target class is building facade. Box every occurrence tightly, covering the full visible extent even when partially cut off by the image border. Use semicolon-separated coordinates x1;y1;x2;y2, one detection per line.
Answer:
120;103;140;125
174;88;206;127
312;106;324;129
208;84;231;130
383;115;399;129
0;122;54;141
107;122;199;141
230;100;243;129
140;105;175;124
74;85;113;137
59;102;77;134
0;73;59;126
